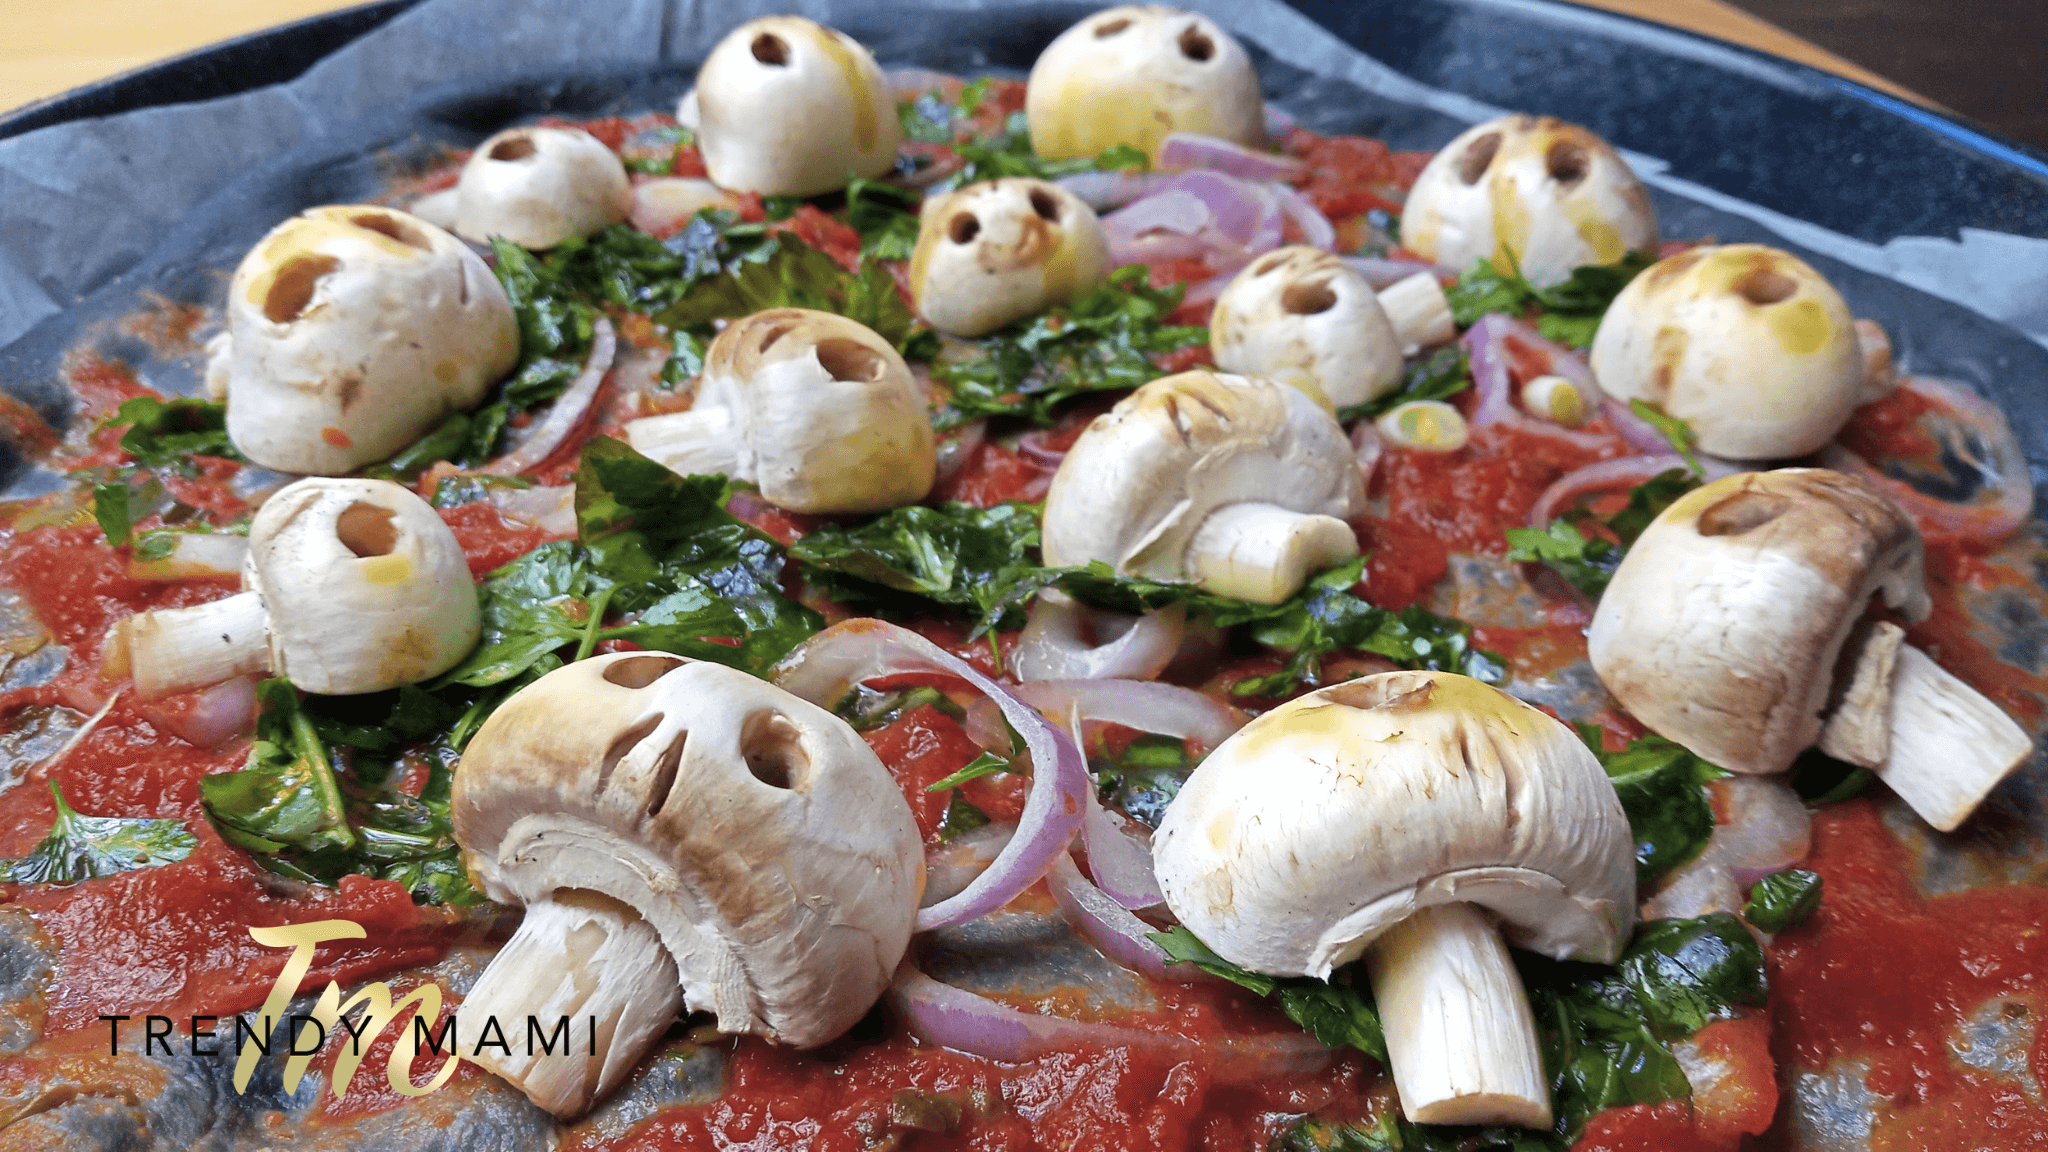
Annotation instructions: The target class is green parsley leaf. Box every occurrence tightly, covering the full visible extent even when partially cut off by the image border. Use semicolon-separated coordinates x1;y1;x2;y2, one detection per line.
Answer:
924;750;1014;792
937;792;991;842
1578;727;1728;885
652;231;924;352
92;481;132;547
1743;868;1823;932
1147;925;1279;995
435;540;595;688
1335;346;1472;422
0;781;197;884
789;501;1048;639
1505;468;1698;599
1628;399;1704;476
202;678;355;856
1148;926;1387;1059
103;396;242;467
844;177;924;262
1617;912;1768;1038
1446;250;1655;348
1788;749;1873;807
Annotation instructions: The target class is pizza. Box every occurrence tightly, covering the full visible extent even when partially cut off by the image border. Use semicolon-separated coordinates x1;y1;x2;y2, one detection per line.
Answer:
0;5;2044;1151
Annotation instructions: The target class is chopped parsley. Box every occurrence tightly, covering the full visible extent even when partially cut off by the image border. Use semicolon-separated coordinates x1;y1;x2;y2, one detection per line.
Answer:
1;782;197;884
1446;250;1655;348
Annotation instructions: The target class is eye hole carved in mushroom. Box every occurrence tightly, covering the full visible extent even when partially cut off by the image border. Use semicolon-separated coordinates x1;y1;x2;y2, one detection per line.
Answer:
1028;189;1062;222
350;213;430;248
814;338;887;383
1094;17;1131;37
599;714;663;793
643;728;689;817
263;255;341;323
1544;140;1590;187
1698;490;1793;537
758;322;796;353
948;212;981;244
1458;132;1503;185
603;655;684;689
1178;25;1215;61
740;710;809;790
751;32;790;66
1282;280;1338;316
1253;252;1289;276
335;502;399;557
487;136;538;162
1735;269;1798;306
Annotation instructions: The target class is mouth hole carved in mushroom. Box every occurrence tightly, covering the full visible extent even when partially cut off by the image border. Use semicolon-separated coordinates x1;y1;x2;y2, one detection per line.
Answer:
1028;189;1063;222
1094;17;1131;37
948;212;982;245
1458;133;1504;186
599;714;663;793
1735;269;1798;307
487;136;538;163
1281;280;1339;316
1698;490;1793;537
263;255;341;324
335;502;399;557
815;338;887;383
350;212;431;249
643;729;689;817
751;32;790;66
740;710;809;790
1178;26;1215;61
1544;140;1590;186
602;655;685;689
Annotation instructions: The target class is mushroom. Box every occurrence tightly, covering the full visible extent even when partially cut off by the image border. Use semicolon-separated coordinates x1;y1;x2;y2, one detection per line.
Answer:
210;205;519;475
1026;5;1265;164
910;178;1112;337
453;126;634;250
1209;247;1455;408
1588;468;2031;831
622;309;935;514
1039;370;1363;604
449;651;923;1117
108;478;480;698
1402;114;1658;288
1590;244;1892;460
692;16;903;197
1153;670;1636;1127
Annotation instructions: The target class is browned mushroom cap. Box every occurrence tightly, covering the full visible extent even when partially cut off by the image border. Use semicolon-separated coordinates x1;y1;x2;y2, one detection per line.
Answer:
1588;468;1930;776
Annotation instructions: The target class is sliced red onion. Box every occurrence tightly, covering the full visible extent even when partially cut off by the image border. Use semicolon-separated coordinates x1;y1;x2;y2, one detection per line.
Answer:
1352;420;1384;492
1101;172;1284;273
1157;131;1305;181
1046;853;1193;981
1526;454;1692;528
1342;255;1453;290
1464;314;1623;454
1013;593;1183;682
1263;103;1298;147
1009;678;1245;754
1598;396;1679;456
1273;183;1335;251
1013;429;1070;471
488;483;577;536
923;823;1017;909
1176;271;1236;314
1080;791;1165;908
934;421;987;484
772;620;1091;932
1643;777;1811;922
141;675;257;749
890;963;1334;1081
1820;376;2033;542
485;318;615;476
1054;169;1185;212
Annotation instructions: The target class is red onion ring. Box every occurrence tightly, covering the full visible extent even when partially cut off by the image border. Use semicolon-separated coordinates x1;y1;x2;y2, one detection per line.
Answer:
485;318;615;476
1273;184;1336;250
923;823;1017;909
772;619;1091;932
1342;255;1454;290
934;421;987;485
1525;454;1693;528
1013;429;1070;471
1013;594;1184;682
139;674;257;749
889;963;1335;1081
1046;853;1193;981
1644;777;1811;923
1054;170;1184;212
1157;131;1306;181
1820;376;2034;542
1101;172;1286;273
1009;678;1245;754
1463;314;1623;454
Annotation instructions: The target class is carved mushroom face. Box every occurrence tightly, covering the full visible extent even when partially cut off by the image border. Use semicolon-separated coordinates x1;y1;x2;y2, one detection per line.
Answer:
451;652;925;1047
213;206;519;475
1025;5;1264;164
1589;244;1867;460
1402;114;1658;288
624;309;936;514
1040;370;1364;603
1209;246;1404;409
454;126;634;250
1587;468;1931;776
693;16;903;197
244;477;481;696
910;178;1111;337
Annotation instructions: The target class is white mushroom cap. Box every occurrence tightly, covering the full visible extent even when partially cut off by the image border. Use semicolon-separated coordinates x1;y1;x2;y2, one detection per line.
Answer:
1153;670;1637;977
1039;370;1363;603
451;651;923;1052
1025;5;1264;164
1589;244;1867;460
693;16;903;197
624;309;935;514
244;477;481;696
215;205;519;475
1209;247;1403;409
1402;114;1658;288
909;178;1111;338
453;126;634;250
1588;468;1931;776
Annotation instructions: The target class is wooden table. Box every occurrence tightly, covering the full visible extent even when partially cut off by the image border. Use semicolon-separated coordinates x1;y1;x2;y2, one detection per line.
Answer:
0;0;1930;117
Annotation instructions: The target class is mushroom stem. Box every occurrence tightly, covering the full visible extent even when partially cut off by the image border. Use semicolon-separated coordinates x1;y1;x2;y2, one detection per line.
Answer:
458;893;685;1119
117;591;270;699
623;407;743;480
1377;272;1457;356
1184;502;1359;605
1839;632;2031;832
1363;903;1552;1129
